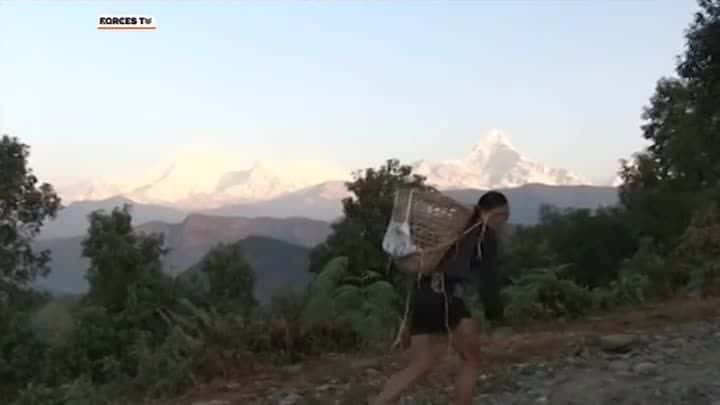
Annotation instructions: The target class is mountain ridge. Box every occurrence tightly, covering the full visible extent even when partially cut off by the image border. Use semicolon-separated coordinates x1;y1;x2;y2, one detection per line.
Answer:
55;130;607;209
35;233;314;304
43;182;619;240
412;129;590;190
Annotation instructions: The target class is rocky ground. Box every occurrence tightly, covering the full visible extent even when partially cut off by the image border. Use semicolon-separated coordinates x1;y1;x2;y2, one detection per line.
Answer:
177;299;720;405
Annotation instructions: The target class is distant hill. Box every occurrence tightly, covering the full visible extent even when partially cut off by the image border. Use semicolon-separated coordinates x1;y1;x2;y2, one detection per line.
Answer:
40;196;186;240
33;185;618;298
134;214;329;274
204;181;349;222
205;182;618;224
444;183;619;225
34;214;327;300
35;235;313;304
177;236;312;304
34;236;87;295
45;183;619;241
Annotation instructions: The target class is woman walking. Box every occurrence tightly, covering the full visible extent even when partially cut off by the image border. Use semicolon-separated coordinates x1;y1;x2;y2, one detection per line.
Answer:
373;191;510;405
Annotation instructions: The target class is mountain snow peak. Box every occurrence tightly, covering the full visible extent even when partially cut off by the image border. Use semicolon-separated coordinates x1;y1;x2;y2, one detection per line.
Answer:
476;128;514;150
413;128;590;190
55;128;593;208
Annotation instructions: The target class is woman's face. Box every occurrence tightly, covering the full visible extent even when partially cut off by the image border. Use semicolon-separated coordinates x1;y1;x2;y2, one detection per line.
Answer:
482;205;510;229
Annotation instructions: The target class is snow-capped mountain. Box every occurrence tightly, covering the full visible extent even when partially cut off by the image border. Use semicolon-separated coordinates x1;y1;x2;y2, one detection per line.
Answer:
57;150;350;210
56;129;597;210
412;129;590;189
59;179;131;202
125;161;319;210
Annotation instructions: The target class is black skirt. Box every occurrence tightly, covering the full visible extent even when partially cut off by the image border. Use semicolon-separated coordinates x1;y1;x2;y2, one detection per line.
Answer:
409;275;471;336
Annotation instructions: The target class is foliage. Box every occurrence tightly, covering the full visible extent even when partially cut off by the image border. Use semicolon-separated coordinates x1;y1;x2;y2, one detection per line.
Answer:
158;298;262;379
501;206;637;291
303;257;399;344
673;203;720;296
309;159;433;278
594;271;651;310
30;300;75;346
500;224;555;283
619;0;720;246
196;242;258;315
269;285;307;324
502;266;595;322
0;135;62;286
10;376;108;405
0;298;51;395
81;205;170;313
0;135;59;398
535;206;637;288
131;329;196;397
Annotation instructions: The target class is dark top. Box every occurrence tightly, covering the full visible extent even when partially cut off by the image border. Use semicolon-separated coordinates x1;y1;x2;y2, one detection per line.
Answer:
411;222;503;324
435;223;498;288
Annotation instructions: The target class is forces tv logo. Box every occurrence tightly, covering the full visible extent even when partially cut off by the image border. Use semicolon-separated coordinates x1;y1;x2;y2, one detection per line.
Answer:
97;15;157;31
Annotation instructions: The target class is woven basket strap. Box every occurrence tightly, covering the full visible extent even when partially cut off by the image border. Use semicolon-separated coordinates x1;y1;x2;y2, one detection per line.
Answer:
404;189;415;223
392;190;400;221
390;273;422;351
477;222;488;260
441;275;453;351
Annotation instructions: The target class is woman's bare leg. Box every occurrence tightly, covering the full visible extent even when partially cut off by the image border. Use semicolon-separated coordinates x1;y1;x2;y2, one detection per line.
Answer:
372;334;447;405
450;318;483;405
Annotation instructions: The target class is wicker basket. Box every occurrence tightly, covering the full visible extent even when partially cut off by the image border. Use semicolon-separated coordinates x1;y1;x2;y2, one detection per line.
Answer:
390;188;473;273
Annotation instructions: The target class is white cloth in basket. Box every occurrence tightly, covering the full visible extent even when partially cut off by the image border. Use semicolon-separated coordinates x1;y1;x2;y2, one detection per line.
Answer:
382;189;419;258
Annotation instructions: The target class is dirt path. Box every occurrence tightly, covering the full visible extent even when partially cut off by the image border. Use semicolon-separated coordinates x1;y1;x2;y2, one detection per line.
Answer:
174;299;720;405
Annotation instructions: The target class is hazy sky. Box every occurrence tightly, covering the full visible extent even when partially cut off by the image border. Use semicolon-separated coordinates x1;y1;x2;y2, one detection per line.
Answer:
0;1;697;185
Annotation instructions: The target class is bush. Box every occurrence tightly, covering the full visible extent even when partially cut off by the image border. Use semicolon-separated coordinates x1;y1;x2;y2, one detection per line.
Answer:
302;257;398;347
624;239;674;298
0;311;51;397
10;376;109;405
131;330;196;398
593;271;651;310
673;203;720;296
502;266;595;322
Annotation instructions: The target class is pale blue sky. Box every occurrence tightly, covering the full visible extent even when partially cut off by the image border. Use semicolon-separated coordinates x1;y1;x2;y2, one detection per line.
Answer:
0;0;697;185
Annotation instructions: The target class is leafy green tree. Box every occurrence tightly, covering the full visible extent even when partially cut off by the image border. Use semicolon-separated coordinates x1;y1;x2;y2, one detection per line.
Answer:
81;205;170;314
506;205;637;288
0;135;61;286
309;159;432;278
194;242;257;315
620;0;720;245
64;205;177;385
0;135;59;396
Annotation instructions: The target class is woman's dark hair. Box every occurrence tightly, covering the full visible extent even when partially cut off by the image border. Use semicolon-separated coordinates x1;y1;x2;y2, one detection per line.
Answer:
477;190;508;212
463;191;508;231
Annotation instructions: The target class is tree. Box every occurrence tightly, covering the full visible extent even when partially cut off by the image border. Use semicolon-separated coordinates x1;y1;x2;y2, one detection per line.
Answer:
195;242;257;315
308;159;432;278
81;205;169;314
0;135;59;396
506;206;637;288
619;0;720;244
0;135;61;286
58;205;179;385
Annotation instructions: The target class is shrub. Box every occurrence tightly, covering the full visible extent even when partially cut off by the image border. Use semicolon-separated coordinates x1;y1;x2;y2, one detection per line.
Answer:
593;271;651;310
673;203;720;296
502;266;594;322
